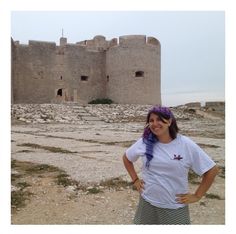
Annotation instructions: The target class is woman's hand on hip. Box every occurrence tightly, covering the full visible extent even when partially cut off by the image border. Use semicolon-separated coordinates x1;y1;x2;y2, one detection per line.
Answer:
134;179;145;193
175;193;201;204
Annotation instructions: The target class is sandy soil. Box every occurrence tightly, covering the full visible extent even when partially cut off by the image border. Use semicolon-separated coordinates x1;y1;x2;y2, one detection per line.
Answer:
11;105;225;225
11;160;225;224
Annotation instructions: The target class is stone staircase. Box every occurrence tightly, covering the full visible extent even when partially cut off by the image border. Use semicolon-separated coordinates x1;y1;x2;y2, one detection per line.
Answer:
70;104;105;124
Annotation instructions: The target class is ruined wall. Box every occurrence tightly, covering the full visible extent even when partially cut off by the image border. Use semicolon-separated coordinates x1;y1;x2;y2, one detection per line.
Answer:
106;35;161;104
12;35;161;104
12;37;106;104
205;101;225;112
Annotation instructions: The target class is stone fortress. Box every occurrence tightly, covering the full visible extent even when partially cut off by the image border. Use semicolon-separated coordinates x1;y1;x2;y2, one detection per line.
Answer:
11;35;161;105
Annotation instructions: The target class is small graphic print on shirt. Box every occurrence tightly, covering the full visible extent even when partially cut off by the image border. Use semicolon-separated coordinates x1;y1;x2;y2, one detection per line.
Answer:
172;154;183;160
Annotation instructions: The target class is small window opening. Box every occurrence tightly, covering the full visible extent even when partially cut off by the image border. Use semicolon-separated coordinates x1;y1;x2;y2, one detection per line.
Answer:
135;71;144;77
60;76;63;80
57;89;62;96
107;75;109;82
81;76;88;81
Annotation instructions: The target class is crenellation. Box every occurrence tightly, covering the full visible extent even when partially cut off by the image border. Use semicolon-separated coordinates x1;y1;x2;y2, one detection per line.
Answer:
29;40;57;48
119;35;146;47
147;37;160;46
76;40;87;46
93;35;106;43
107;38;118;48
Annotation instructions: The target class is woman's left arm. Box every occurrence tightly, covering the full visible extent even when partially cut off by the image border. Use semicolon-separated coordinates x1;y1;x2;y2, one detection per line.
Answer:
176;165;219;204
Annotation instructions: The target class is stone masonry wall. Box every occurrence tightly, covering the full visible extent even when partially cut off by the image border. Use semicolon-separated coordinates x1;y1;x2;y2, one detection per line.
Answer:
12;35;161;105
106;35;161;104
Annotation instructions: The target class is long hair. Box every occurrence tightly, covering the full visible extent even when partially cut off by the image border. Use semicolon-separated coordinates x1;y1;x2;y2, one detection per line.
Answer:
142;106;179;168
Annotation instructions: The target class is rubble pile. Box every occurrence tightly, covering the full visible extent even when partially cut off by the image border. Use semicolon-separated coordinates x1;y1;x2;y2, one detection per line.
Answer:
11;103;203;124
85;104;202;122
11;104;84;124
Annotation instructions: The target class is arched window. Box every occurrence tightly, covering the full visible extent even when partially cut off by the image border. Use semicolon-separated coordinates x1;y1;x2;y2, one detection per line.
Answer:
57;89;62;96
135;71;144;77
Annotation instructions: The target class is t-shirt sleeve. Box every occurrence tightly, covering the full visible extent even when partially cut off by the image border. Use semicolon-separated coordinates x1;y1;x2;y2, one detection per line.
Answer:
125;138;144;162
186;137;216;176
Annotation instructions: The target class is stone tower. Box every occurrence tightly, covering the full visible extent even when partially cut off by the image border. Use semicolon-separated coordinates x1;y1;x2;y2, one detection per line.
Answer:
106;35;161;104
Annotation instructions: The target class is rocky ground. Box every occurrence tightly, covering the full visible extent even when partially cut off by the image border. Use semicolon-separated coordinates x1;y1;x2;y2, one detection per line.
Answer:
11;103;225;224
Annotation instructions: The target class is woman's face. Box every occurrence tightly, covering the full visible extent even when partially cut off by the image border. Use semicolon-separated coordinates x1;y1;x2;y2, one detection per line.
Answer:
148;113;171;138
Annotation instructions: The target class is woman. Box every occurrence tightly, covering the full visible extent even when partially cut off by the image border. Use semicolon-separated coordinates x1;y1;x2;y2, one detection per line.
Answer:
123;105;219;224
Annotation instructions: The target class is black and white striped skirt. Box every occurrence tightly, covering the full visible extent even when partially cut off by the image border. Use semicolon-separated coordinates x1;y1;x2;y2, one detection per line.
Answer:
134;196;190;225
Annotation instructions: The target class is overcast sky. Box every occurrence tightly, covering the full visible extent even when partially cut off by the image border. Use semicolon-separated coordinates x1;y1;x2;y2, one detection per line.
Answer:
11;11;225;106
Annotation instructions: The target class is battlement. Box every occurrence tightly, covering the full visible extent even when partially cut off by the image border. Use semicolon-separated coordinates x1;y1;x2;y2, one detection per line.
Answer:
119;35;146;47
147;36;160;46
29;40;56;47
76;35;109;51
13;35;160;52
109;35;160;48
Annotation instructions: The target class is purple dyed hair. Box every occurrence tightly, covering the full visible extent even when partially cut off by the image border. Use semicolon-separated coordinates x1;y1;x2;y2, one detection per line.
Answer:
142;106;179;168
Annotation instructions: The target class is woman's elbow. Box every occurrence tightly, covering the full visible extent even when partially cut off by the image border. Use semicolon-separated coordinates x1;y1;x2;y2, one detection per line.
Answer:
213;165;220;175
206;165;220;177
123;154;129;163
123;154;132;165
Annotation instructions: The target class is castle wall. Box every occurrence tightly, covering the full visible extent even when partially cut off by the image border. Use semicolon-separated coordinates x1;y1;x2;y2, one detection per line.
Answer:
106;35;161;104
62;44;106;103
12;38;106;104
13;41;57;103
12;35;161;105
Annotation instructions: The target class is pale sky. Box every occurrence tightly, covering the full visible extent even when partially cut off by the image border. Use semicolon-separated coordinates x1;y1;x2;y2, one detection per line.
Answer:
11;11;225;106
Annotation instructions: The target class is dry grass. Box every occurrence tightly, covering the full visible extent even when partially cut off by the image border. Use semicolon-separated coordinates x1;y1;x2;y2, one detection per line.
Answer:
11;160;80;212
100;177;133;189
17;143;77;154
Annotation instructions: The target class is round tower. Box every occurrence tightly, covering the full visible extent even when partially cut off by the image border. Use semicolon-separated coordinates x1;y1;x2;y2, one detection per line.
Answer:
106;35;161;104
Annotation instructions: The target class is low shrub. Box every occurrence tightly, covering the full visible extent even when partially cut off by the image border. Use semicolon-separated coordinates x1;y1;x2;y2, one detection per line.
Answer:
88;98;113;104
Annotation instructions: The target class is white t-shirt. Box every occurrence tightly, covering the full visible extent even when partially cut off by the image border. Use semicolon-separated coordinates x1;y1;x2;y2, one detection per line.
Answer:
125;134;216;209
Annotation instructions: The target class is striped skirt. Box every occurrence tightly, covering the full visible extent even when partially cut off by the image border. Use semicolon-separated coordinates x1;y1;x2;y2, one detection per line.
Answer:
134;196;191;225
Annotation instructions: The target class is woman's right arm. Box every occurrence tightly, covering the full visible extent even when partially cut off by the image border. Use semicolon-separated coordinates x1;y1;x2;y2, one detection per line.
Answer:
123;154;144;193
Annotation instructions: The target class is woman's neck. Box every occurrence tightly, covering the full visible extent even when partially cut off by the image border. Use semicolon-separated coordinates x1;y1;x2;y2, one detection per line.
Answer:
156;134;173;144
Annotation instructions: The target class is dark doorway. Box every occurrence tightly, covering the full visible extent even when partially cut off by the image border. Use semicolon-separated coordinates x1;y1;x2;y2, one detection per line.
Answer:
57;89;62;96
